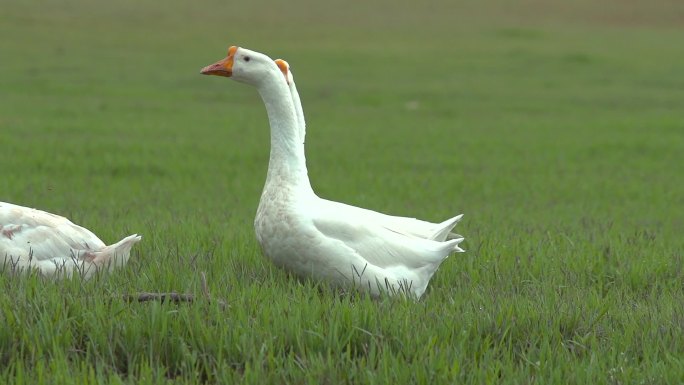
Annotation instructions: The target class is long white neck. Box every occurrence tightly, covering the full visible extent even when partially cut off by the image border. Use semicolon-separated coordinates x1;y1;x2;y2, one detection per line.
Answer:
290;81;306;144
256;74;312;191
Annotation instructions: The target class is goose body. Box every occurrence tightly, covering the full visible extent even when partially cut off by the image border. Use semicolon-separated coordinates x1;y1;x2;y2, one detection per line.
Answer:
201;47;464;298
0;201;140;278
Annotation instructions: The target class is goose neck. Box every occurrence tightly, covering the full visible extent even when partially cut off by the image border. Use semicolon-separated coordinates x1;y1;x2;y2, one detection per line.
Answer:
256;76;311;190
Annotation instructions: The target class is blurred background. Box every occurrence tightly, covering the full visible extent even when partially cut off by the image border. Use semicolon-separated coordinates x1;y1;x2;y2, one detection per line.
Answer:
1;0;682;241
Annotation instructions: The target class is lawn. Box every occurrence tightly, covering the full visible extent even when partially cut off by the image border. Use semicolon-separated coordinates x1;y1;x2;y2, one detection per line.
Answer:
1;0;683;383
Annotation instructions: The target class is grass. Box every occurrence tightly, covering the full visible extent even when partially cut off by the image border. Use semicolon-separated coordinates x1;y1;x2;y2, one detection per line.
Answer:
1;0;684;383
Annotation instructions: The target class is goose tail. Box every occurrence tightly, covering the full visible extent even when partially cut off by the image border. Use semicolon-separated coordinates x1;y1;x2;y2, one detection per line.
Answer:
444;236;465;254
411;236;465;299
92;234;142;271
429;214;464;242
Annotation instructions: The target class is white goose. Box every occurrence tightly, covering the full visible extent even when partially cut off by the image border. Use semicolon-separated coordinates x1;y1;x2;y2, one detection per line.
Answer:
1;201;141;278
201;46;464;298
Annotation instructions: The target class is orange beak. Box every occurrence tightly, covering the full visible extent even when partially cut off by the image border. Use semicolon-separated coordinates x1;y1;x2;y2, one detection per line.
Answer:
201;46;238;77
274;59;290;84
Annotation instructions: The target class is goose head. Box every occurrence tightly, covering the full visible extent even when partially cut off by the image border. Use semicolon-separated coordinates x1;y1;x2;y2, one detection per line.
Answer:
201;46;282;86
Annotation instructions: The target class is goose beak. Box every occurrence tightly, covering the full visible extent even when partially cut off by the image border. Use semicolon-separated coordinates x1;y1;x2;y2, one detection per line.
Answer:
201;46;237;77
201;59;232;77
274;59;290;85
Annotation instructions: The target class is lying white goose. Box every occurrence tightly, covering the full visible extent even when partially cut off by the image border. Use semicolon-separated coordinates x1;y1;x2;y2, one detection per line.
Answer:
201;46;464;298
1;201;141;278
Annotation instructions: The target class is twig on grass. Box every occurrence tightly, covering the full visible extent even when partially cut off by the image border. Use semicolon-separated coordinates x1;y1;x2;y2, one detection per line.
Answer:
123;271;228;309
124;292;195;303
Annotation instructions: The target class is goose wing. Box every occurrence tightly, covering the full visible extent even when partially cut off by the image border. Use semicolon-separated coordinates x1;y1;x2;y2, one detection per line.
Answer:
318;198;463;241
310;204;464;270
0;202;105;261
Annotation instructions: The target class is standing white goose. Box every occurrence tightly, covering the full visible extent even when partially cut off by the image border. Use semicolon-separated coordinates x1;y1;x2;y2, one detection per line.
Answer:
201;46;464;298
1;201;141;278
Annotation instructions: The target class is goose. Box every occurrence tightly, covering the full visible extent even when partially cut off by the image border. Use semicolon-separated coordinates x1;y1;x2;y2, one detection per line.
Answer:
201;46;464;298
1;201;141;278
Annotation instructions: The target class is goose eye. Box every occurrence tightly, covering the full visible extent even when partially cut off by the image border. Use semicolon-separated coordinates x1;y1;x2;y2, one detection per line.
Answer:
244;56;251;62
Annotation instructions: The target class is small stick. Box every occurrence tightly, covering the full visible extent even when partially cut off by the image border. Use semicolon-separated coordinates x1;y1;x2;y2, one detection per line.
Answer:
123;273;228;309
125;292;195;303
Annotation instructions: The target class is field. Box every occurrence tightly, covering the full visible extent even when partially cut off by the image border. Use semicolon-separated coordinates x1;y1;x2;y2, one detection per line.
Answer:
1;0;684;383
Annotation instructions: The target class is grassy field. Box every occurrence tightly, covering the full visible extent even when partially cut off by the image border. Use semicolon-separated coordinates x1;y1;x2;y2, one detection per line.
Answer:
1;0;684;383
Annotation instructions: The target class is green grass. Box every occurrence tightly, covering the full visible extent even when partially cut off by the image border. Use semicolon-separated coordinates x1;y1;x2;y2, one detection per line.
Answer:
1;0;684;383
